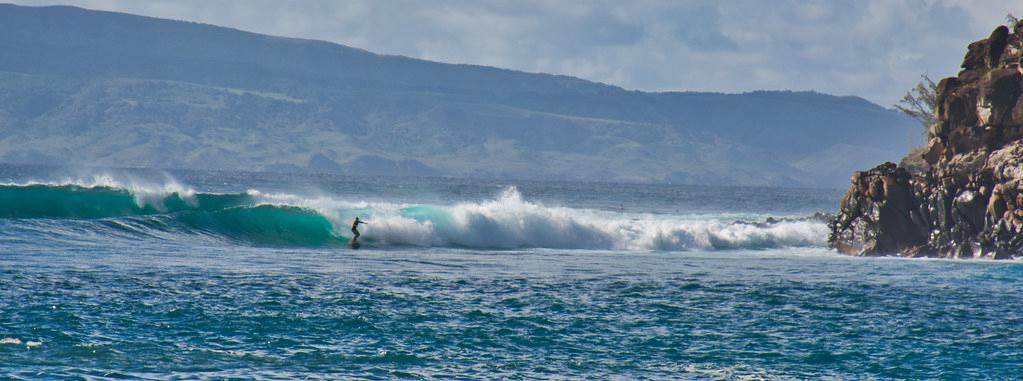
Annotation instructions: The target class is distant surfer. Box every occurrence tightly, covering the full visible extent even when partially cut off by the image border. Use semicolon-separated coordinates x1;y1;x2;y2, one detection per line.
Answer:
351;217;367;243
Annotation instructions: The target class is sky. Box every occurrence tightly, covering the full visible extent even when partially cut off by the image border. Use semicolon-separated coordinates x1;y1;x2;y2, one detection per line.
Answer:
11;0;1020;106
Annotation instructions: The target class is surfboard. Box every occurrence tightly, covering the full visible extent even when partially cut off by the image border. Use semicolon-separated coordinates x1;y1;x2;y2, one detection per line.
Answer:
350;240;361;249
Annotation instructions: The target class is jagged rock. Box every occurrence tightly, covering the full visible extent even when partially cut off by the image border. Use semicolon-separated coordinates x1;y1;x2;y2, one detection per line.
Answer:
962;40;990;71
1013;90;1023;124
941;83;978;131
982;68;1022;126
923;138;943;164
829;162;926;255
987;26;1010;68
900;146;930;174
831;23;1023;259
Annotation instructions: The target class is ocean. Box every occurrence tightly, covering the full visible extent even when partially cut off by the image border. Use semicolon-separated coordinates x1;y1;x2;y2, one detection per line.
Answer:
1;165;1021;379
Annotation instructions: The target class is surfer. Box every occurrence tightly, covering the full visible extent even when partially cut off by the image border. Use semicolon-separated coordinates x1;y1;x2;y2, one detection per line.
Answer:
351;217;367;243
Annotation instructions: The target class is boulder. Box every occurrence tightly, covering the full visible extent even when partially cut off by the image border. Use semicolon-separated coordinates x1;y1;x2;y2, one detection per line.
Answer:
829;162;926;256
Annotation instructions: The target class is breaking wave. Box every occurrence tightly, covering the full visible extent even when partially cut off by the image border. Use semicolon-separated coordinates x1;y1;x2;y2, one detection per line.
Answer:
0;179;829;251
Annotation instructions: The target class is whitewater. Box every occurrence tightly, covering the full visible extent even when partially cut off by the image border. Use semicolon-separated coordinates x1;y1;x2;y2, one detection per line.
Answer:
4;166;1023;379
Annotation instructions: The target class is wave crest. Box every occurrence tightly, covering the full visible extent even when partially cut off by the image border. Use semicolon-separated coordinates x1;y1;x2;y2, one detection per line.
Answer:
0;181;828;251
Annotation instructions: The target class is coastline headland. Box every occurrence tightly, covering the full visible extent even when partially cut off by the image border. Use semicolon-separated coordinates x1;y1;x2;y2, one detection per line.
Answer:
830;21;1023;259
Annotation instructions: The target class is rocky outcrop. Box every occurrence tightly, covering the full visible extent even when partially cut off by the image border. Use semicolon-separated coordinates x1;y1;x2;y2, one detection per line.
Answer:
830;21;1023;259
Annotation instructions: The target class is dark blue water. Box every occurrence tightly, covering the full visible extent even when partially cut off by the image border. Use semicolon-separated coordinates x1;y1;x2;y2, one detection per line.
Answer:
2;166;1021;379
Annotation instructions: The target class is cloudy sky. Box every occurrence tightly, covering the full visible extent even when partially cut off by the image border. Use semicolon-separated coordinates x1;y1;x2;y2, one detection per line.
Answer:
11;0;1020;105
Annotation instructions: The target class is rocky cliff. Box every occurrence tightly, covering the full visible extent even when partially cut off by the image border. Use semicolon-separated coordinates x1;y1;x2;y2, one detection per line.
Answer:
830;21;1023;259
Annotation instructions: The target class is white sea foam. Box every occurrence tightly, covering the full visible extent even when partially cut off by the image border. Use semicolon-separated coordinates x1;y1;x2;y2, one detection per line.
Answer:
298;187;829;251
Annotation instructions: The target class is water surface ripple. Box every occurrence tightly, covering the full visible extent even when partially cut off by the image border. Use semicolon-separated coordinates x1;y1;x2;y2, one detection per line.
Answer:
3;246;1022;379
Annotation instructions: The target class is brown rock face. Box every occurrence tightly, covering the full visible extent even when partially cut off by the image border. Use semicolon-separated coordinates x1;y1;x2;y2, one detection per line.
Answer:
829;163;928;255
830;22;1023;259
984;68;1022;126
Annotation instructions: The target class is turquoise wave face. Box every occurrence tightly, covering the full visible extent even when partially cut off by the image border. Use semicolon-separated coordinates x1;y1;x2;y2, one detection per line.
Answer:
0;184;343;247
0;184;255;218
176;205;343;247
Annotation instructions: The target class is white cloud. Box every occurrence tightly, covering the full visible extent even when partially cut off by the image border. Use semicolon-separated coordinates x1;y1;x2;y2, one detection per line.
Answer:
9;0;1021;105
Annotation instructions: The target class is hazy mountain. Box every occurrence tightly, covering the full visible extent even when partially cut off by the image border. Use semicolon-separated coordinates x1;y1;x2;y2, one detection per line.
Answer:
0;4;918;187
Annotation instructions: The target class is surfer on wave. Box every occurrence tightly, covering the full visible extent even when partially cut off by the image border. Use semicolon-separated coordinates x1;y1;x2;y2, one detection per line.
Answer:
351;217;367;243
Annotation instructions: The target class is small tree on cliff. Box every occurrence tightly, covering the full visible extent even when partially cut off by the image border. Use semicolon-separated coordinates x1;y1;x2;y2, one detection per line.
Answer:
895;74;937;141
1007;13;1019;27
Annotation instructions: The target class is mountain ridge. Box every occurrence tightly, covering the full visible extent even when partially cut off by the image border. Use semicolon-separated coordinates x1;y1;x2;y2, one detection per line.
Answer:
0;3;917;187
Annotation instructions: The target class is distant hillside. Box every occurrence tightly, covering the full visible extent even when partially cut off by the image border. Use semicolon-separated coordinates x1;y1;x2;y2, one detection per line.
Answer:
0;4;917;187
